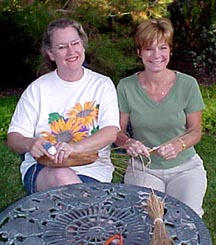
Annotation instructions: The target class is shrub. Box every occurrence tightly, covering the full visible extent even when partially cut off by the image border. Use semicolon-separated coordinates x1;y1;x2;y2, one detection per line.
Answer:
0;0;174;89
168;0;216;84
191;24;216;85
87;35;141;85
200;85;216;134
0;1;61;89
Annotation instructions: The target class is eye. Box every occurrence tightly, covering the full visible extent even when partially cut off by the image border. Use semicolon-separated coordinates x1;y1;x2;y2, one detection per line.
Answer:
57;44;67;50
144;48;152;51
160;45;169;50
71;40;81;46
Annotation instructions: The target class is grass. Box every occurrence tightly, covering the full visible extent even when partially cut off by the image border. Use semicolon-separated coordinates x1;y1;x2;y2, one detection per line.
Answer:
0;95;19;140
0;140;26;209
0;95;216;244
195;134;216;243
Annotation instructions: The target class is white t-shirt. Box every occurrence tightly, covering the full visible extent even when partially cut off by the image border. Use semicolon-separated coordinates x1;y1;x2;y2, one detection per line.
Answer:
8;68;120;182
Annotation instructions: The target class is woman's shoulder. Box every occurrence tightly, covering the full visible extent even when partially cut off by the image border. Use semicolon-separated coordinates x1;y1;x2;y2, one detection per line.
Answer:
118;73;137;87
21;71;56;96
29;71;55;87
176;71;197;83
85;67;112;82
120;73;137;82
175;71;200;88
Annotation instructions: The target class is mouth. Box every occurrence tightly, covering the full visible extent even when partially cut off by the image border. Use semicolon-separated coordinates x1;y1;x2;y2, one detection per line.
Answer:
150;60;164;65
66;56;79;62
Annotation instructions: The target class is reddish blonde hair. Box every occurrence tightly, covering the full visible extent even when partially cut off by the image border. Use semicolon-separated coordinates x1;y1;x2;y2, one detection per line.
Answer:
134;18;174;52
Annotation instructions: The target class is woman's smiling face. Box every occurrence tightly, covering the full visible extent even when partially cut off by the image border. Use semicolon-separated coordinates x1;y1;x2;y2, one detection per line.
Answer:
139;39;171;73
47;26;85;80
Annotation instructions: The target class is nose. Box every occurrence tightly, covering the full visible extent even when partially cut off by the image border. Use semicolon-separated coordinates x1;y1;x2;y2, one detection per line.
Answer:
67;43;75;51
152;48;160;57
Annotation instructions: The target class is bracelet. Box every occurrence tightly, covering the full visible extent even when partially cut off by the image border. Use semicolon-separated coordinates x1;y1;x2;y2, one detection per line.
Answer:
153;217;163;225
177;138;186;151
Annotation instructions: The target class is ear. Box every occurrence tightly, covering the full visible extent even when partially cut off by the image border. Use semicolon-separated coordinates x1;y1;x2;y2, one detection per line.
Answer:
46;49;55;61
137;48;141;58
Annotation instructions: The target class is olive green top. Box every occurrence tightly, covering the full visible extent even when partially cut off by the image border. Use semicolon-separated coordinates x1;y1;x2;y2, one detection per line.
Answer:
117;71;205;169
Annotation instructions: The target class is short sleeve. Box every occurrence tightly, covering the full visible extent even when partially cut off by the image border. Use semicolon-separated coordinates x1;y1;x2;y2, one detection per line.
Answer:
97;78;120;129
7;86;39;137
117;79;130;113
185;79;205;114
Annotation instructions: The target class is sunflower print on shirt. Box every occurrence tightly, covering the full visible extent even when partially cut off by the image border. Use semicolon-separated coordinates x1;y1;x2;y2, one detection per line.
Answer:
41;101;100;144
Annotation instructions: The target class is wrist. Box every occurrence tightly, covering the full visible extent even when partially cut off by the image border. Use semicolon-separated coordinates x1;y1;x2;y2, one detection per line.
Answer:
124;138;132;146
177;138;186;152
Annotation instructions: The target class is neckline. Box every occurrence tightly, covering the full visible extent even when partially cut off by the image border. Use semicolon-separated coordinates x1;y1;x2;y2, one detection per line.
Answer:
54;67;87;86
136;71;179;105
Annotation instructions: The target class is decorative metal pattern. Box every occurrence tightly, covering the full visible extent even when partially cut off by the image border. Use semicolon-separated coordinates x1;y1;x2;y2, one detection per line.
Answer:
0;183;211;245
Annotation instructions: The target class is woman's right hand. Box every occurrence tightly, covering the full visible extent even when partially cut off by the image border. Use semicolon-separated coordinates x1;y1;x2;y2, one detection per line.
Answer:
29;138;55;160
124;138;150;157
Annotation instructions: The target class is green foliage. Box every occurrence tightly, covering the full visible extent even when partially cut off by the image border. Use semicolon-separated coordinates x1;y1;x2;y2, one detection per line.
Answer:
201;85;216;134
0;0;174;90
75;0;173;22
0;1;61;89
0;0;216;88
87;35;141;84
0;96;19;140
168;0;216;83
0;139;25;211
190;24;216;84
195;135;216;243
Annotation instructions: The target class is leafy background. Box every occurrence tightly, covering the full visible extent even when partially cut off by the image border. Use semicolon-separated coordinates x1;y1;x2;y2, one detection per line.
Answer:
0;0;216;243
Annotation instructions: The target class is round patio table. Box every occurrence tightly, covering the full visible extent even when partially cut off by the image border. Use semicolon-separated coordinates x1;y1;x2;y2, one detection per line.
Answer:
0;183;212;245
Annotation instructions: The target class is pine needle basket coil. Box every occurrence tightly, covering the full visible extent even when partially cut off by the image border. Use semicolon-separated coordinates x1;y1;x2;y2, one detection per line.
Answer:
37;151;99;167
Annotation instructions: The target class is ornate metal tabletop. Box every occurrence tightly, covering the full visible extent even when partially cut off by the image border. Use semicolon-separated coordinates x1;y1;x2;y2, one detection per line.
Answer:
0;183;211;245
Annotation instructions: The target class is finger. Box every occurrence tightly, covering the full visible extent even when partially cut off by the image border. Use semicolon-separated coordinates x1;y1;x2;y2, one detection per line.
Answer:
126;149;138;157
31;146;47;158
165;154;176;160
129;145;140;156
164;148;178;160
31;138;52;157
157;146;165;157
54;150;65;163
63;151;71;159
141;147;150;157
137;149;142;154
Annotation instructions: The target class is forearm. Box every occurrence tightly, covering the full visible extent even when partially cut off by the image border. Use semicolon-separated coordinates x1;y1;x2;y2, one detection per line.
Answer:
7;132;34;154
175;127;202;151
158;127;202;160
73;126;118;153
176;110;203;151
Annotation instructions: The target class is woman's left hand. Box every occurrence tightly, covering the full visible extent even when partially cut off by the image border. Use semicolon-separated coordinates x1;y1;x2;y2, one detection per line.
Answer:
54;142;75;164
157;141;182;160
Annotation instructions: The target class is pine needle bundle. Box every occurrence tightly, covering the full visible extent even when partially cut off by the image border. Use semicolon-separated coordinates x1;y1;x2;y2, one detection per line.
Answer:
147;191;173;245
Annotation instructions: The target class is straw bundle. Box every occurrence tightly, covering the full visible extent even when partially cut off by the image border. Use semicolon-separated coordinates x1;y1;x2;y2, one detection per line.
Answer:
37;151;98;167
147;191;173;245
